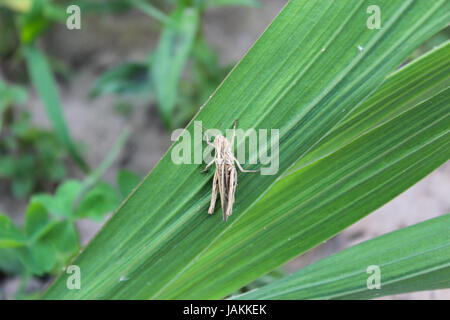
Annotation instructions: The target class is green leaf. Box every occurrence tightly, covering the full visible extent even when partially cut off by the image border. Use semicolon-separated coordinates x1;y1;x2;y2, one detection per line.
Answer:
158;88;450;299
17;242;56;276
14;0;65;42
0;214;25;248
53;180;82;216
117;169;141;198
42;0;449;299
152;7;199;127
90;62;151;98
25;202;52;242
24;220;79;275
23;45;89;171
235;268;287;293
41;221;79;256
74;183;120;220
24;203;79;272
0;248;24;274
32;180;82;218
18;0;50;44
234;214;450;300
289;41;450;173
130;0;174;25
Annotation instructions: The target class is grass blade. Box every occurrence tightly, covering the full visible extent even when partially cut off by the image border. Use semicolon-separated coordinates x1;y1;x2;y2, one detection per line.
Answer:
159;88;450;299
233;214;450;300
130;0;174;26
151;7;199;127
288;41;450;173
24;45;89;172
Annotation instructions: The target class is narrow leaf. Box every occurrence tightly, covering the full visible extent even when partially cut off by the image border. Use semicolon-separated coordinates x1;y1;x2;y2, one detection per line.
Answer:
289;41;450;172
131;0;174;25
159;88;450;299
234;214;450;300
152;7;199;127
23;45;88;171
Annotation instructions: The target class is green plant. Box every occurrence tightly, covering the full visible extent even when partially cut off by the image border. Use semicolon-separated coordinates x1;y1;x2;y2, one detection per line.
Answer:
0;1;148;298
37;0;449;300
232;214;450;299
0;203;80;277
0;0;90;171
91;0;261;128
0;0;140;172
0;81;27;132
0;128;141;297
0;81;68;198
23;46;89;171
0;110;67;198
0;166;141;276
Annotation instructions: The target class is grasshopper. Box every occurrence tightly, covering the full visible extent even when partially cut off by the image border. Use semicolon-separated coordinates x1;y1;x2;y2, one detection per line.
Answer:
201;120;257;221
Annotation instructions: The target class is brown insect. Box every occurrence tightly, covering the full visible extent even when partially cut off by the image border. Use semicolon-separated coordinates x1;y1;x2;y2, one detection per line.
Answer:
201;120;258;221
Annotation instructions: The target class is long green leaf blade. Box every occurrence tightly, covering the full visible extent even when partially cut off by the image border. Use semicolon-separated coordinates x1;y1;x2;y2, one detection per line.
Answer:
289;41;450;172
24;45;88;171
234;214;450;300
159;88;450;299
152;7;199;127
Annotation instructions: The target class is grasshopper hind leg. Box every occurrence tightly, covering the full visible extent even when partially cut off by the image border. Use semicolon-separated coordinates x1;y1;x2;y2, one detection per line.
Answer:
224;166;237;221
208;170;219;214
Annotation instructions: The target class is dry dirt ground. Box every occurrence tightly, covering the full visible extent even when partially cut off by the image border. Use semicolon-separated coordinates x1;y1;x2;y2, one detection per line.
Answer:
1;0;448;299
